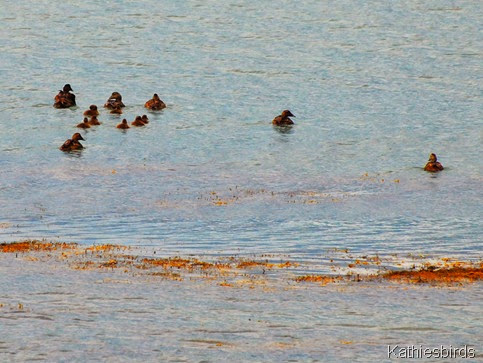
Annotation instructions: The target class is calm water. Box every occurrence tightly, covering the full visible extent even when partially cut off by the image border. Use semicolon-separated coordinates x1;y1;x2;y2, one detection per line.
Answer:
0;0;481;361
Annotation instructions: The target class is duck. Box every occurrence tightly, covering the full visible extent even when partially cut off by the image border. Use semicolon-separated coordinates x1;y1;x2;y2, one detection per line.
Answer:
141;114;149;124
144;93;166;110
76;117;91;129
83;105;99;117
110;106;123;114
117;119;130;129
60;133;84;151
131;116;145;127
424;153;444;172
272;110;295;126
88;115;101;126
104;92;125;109
53;84;76;108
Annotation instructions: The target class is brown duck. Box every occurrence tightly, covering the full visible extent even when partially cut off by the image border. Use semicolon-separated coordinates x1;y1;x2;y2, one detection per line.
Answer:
60;133;84;151
144;93;166;110
424;153;444;172
131;116;145;127
76;118;91;129
53;84;76;108
272;110;295;126
88;115;101;126
83;105;99;117
117;119;130;129
104;92;125;109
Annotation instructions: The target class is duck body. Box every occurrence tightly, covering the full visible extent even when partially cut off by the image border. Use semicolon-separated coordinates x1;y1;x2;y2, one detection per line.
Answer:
83;105;99;117
424;153;444;172
110;107;123;114
144;94;166;110
60;133;84;151
117;119;130;129
53;84;76;108
272;110;295;126
76;117;91;129
131;116;145;127
88;116;101;126
104;92;125;109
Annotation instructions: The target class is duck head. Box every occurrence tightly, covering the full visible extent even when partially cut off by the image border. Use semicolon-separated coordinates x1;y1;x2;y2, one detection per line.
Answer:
110;92;122;101
282;110;295;118
72;133;85;141
63;84;73;93
428;153;437;162
89;105;97;111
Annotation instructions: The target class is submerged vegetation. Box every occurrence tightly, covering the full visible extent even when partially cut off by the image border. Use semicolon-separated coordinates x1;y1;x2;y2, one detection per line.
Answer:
1;240;481;288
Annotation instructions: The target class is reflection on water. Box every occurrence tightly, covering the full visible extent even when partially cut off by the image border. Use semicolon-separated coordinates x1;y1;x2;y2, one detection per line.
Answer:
272;125;295;135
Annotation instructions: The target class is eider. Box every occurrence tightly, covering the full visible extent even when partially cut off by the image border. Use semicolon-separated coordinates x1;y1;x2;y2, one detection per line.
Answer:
60;133;84;151
83;105;99;117
131;116;145;127
104;92;125;109
53;84;76;108
117;119;130;129
272;110;295;126
76;118;91;129
144;93;166;110
424;153;444;172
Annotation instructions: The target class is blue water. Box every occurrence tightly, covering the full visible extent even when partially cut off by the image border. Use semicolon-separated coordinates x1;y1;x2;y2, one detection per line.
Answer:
0;0;481;361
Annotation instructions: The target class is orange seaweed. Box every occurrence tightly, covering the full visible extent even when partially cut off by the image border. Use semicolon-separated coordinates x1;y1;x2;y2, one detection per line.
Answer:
0;241;76;253
295;275;343;284
377;266;483;285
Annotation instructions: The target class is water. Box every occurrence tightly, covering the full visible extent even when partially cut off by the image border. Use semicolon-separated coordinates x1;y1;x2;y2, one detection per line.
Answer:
0;0;481;361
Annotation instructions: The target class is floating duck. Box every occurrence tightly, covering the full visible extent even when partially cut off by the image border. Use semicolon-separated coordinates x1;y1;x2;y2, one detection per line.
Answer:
76;117;91;129
117;119;130;129
60;133;84;151
110;106;123;114
104;92;125;109
88;115;101;126
272;110;295;126
53;84;76;108
141;114;149;124
144;93;166;110
83;105;99;117
424;153;444;172
131;116;145;127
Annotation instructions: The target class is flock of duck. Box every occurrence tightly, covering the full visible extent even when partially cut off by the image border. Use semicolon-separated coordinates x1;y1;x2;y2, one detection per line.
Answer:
54;84;444;172
56;84;166;152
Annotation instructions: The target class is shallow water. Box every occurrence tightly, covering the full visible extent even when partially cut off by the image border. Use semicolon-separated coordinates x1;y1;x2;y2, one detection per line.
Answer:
0;0;482;361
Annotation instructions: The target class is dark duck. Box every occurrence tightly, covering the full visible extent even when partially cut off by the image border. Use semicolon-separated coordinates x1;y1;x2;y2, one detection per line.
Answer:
117;119;130;129
83;105;99;117
104;92;125;109
424;153;444;172
60;133;85;151
76;117;91;129
88;115;101;126
131;116;145;127
53;84;76;108
144;93;166;110
110;106;123;114
272;110;295;126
